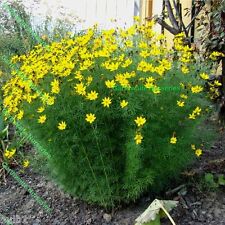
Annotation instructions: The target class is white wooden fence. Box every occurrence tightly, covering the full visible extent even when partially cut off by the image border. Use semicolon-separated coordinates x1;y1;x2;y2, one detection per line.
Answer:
73;0;138;30
27;0;141;31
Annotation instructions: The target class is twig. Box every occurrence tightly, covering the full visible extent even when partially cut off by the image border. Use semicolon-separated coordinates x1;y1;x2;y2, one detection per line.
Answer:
159;201;177;225
155;17;180;35
165;0;180;30
179;196;189;209
172;0;189;38
166;184;186;196
186;5;204;34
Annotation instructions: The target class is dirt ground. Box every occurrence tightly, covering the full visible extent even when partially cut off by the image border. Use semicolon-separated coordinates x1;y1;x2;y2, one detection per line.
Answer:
0;127;225;225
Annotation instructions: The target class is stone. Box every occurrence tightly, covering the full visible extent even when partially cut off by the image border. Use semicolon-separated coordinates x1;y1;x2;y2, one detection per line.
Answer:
103;213;112;223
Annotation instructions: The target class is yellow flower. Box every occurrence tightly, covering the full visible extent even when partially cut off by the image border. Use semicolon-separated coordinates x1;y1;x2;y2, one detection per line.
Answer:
139;41;148;49
16;110;24;120
58;121;67;130
51;79;60;94
146;77;155;83
170;137;177;144
180;94;188;99
86;91;98;100
134;133;143;145
4;148;16;159
102;61;120;71
41;93;50;104
191;85;203;93
23;160;30;168
86;76;93;86
189;106;201;119
200;73;209;80
125;40;133;48
195;149;202;157
120;100;128;108
140;50;150;58
4;150;10;158
121;59;132;68
134;116;146;127
191;144;196;150
37;107;45;113
38;115;46;124
102;97;112;108
189;113;196;120
47;96;55;105
177;100;185;107
145;82;154;89
133;16;140;22
180;83;185;88
181;66;189;74
152;86;161;94
214;80;222;86
209;51;224;60
74;82;86;96
193;106;201;115
75;71;83;81
85;113;96;124
105;80;116;89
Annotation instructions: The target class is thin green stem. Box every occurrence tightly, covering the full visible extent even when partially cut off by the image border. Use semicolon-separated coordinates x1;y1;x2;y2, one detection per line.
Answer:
92;124;113;207
106;118;119;198
75;129;106;207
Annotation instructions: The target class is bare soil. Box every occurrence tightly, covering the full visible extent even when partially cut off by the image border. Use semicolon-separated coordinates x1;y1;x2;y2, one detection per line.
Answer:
0;128;225;225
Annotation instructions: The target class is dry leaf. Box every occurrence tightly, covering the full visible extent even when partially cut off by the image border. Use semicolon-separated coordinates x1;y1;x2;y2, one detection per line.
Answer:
135;199;178;225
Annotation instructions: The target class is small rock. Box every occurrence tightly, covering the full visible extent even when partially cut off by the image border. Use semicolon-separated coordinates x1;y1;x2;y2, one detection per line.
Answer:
36;182;45;188
73;208;80;215
103;213;112;222
201;210;207;215
214;208;221;218
22;199;35;212
86;218;92;224
52;218;60;225
32;219;41;225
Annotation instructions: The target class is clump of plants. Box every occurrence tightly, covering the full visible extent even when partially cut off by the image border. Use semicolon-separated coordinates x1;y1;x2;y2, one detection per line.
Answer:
1;20;216;207
0;113;30;183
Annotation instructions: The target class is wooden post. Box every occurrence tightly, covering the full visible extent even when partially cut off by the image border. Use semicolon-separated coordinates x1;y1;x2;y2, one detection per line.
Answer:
147;0;153;19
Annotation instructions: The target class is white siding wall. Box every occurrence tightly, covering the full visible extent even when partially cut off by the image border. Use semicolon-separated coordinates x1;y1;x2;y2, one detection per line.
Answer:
73;0;136;30
152;0;163;33
26;0;139;31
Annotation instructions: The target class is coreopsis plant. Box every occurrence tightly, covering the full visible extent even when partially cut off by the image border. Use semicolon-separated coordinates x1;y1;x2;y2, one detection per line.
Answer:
2;21;215;207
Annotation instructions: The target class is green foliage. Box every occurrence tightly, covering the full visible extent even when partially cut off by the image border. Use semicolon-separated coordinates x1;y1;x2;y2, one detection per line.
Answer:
0;0;36;86
204;173;219;189
204;173;225;190
2;26;217;207
218;174;225;185
197;0;225;53
0;0;36;56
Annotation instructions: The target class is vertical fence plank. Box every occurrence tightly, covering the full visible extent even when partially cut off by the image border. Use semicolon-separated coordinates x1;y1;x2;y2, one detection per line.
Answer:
103;0;117;29
152;0;163;33
40;0;136;31
116;0;127;28
85;0;97;28
96;0;108;29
